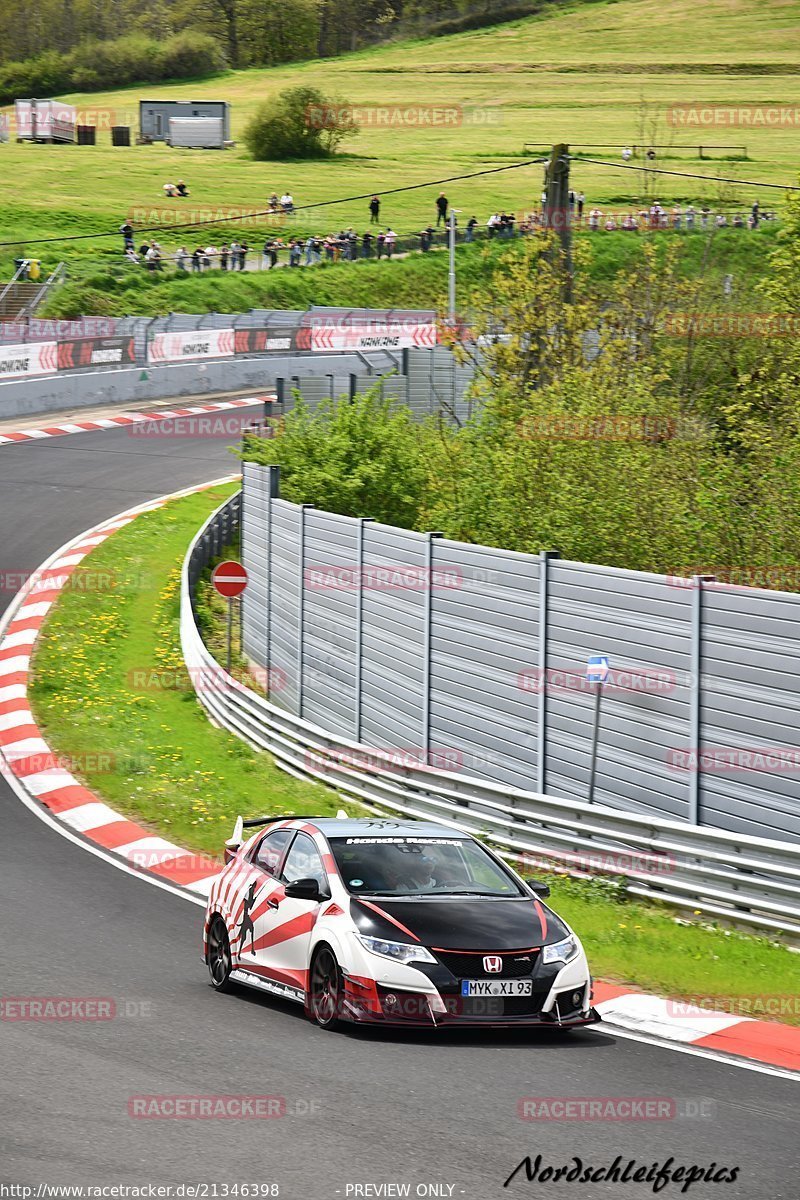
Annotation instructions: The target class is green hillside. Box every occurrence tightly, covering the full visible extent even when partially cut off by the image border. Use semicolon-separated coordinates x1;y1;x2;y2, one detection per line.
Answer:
1;0;797;286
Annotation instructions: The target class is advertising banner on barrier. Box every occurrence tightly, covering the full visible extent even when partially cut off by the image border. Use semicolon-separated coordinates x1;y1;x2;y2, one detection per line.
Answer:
300;320;438;352
0;340;58;379
234;328;297;355
57;336;136;371
148;329;236;364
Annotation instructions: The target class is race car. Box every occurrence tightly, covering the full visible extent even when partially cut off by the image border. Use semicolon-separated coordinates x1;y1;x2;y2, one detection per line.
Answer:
203;815;600;1030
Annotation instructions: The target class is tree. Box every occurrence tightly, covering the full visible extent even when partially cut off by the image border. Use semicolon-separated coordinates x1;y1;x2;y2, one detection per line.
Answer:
243;85;358;161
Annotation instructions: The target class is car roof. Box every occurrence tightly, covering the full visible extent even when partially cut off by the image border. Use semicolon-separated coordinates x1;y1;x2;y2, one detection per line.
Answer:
308;818;468;839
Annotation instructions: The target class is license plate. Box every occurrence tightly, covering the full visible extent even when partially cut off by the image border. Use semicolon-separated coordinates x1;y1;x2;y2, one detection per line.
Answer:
460;979;533;997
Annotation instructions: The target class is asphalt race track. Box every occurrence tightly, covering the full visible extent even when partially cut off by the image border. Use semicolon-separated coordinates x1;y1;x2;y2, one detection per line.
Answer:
0;408;797;1198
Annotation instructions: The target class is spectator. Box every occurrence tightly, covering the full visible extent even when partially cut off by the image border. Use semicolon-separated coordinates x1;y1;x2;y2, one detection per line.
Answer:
685;205;696;230
119;221;134;251
588;207;602;231
280;192;294;213
220;243;229;271
230;240;241;268
466;215;477;243
138;242;149;258
376;231;385;259
269;193;279;211
263;238;279;269
191;247;202;272
176;180;190;197
163;182;178;197
362;231;374;258
487;212;499;238
175;246;188;271
701;206;711;229
385;227;396;256
672;204;682;229
577;192;585;220
239;241;249;270
348;228;358;260
420;227;431;252
203;245;214;269
733;213;744;229
436;192;448;226
125;246;140;265
715;213;727;228
622;145;633;162
604;216;617;231
369;195;380;224
751;199;759;228
289;240;302;267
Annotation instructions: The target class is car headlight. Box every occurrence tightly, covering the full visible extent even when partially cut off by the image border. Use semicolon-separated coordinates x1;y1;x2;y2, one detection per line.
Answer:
355;935;436;965
542;936;580;965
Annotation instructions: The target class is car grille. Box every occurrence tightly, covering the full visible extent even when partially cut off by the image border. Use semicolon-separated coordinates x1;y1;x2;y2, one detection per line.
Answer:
435;950;539;979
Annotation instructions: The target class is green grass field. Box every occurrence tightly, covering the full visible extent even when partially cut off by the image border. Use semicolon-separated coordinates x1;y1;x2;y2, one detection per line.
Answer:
2;0;798;284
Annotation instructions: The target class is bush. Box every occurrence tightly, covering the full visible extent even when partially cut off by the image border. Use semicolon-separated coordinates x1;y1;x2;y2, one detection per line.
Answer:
243;86;358;161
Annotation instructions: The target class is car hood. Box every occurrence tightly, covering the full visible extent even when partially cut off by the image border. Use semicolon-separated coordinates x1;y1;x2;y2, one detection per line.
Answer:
349;895;568;950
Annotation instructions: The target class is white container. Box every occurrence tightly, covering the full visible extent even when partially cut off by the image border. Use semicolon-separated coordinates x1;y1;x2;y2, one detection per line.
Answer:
167;116;225;149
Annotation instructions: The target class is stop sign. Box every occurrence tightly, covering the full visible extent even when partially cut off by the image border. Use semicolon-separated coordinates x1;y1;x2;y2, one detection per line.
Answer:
212;560;248;599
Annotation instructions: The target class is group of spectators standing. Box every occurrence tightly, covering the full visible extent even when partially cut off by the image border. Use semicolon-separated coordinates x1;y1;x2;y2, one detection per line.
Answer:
117;183;775;274
583;198;771;232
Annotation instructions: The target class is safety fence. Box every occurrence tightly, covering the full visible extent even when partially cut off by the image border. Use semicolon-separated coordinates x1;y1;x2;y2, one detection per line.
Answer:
239;464;800;848
0;305;440;383
182;490;800;938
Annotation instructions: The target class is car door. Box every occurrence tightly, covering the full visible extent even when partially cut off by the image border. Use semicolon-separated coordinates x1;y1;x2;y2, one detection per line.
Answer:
253;831;330;994
230;827;293;969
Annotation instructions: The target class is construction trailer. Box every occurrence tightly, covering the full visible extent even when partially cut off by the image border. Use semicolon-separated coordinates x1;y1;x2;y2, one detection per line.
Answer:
139;100;230;143
15;99;76;143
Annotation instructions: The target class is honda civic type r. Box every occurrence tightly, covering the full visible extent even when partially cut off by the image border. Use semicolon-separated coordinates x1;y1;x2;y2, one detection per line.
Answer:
203;816;601;1030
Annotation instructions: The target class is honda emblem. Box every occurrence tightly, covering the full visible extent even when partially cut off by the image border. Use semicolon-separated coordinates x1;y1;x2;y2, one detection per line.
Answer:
483;955;502;974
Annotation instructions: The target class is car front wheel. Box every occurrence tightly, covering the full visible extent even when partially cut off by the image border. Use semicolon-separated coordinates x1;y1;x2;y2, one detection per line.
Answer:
206;915;234;992
309;946;343;1030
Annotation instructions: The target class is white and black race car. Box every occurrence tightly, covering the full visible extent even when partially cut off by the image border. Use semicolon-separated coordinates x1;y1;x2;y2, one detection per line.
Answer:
203;816;600;1030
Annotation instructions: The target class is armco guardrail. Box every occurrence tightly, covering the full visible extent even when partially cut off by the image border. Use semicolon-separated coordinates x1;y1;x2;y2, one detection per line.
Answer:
181;492;800;938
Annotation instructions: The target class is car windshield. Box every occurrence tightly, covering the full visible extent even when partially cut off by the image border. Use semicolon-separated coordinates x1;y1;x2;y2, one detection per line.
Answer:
328;836;524;897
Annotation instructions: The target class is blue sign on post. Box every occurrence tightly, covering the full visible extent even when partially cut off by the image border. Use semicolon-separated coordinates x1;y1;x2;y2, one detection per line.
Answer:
586;655;610;684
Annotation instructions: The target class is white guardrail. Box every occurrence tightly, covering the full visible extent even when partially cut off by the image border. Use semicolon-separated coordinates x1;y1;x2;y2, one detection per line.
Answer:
181;494;800;939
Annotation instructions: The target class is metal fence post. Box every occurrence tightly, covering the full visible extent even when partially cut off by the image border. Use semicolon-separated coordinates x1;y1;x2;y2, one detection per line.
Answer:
688;574;714;824
536;551;559;794
354;517;374;742
297;503;313;718
422;532;444;765
264;465;280;699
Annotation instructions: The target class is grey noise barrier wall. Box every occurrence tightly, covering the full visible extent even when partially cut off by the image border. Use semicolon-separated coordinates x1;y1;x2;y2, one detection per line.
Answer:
0;354;392;421
241;462;800;846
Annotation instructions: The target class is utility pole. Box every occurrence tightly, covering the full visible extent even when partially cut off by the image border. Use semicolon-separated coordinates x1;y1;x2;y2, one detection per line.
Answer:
448;208;461;325
543;142;573;302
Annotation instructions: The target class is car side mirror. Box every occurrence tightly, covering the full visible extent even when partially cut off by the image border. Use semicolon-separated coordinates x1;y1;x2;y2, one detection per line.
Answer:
284;877;325;902
525;878;551;899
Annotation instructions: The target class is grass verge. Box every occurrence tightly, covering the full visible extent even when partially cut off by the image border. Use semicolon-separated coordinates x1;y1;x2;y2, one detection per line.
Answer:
28;483;800;1019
